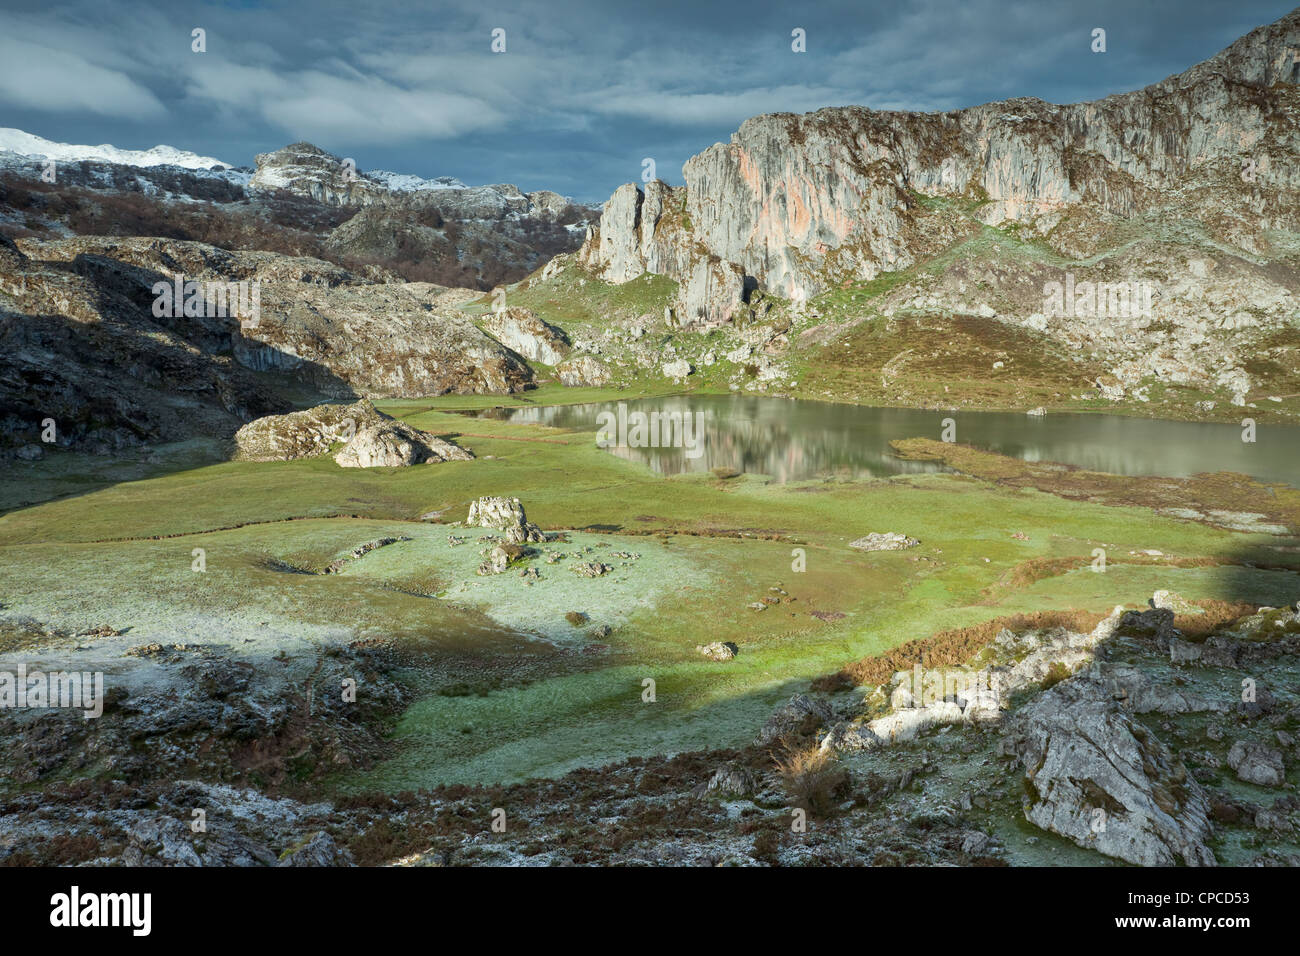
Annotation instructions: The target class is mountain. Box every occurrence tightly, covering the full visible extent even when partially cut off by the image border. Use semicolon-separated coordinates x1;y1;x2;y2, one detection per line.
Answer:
0;132;595;290
575;8;1300;407
0;127;235;171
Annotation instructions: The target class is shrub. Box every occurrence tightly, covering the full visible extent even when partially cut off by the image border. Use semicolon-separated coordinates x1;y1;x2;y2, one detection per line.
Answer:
1040;661;1072;689
774;742;849;817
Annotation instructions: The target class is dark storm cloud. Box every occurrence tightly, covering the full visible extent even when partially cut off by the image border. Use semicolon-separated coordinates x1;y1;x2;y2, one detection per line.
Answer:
0;0;1293;201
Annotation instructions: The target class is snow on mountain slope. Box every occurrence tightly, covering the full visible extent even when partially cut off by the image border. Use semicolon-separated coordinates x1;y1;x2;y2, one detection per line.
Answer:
0;128;233;170
367;170;469;191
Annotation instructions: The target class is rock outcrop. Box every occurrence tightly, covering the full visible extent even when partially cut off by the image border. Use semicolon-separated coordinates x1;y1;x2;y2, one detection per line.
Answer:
1007;676;1217;867
574;10;1300;401
252;142;590;225
582;12;1299;308
480;307;570;365
234;399;472;467
556;354;611;387
465;496;545;544
0;235;535;453
848;532;920;552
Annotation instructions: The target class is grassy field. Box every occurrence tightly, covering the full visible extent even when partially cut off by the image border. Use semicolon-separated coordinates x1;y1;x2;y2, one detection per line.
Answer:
2;389;1296;791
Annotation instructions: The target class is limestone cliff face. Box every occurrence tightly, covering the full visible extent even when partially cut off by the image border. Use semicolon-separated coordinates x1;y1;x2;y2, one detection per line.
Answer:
580;8;1300;317
577;180;747;325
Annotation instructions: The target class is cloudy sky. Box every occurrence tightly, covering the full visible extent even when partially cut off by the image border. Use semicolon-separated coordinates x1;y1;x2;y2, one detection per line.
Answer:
0;0;1294;201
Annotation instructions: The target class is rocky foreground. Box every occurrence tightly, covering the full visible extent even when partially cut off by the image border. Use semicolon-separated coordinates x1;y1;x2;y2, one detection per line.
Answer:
0;591;1294;866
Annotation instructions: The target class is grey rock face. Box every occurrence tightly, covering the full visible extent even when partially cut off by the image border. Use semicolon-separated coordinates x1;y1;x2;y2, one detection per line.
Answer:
1007;677;1216;867
1227;740;1286;787
277;830;354;867
466;496;545;543
578;179;743;326
578;11;1300;332
556;354;611;387
480;307;570;365
251;142;390;207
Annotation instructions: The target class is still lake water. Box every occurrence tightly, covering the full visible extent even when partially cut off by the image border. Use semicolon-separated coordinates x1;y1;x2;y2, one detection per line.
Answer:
472;395;1300;486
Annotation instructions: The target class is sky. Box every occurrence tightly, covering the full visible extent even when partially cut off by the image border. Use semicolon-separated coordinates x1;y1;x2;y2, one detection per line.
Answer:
0;0;1294;203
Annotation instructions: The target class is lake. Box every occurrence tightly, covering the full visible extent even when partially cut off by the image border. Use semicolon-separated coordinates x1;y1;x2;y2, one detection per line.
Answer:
471;395;1300;486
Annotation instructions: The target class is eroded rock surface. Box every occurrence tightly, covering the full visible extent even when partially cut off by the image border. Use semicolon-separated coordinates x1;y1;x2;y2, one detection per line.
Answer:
480;307;571;365
466;496;545;544
234;399;472;467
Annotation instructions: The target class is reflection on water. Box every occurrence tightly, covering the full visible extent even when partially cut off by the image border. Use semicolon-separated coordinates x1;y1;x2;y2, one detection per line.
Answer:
471;396;1300;486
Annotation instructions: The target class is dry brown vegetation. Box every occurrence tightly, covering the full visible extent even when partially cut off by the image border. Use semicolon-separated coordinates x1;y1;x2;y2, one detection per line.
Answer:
799;314;1105;409
773;742;849;816
811;608;1108;691
0;173;576;290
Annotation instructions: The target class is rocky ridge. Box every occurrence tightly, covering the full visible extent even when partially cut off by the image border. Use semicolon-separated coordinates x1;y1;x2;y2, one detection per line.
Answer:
574;10;1300;405
0;234;533;455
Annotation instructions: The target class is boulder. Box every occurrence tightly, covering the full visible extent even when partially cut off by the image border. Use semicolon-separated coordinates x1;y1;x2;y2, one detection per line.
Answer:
1227;740;1286;787
334;420;472;468
234;400;370;462
662;358;693;380
1005;676;1216;867
477;546;511;576
694;766;756;798
235;399;472;468
755;694;832;746
848;532;919;552
556;354;611;387
696;641;738;662
465;496;545;543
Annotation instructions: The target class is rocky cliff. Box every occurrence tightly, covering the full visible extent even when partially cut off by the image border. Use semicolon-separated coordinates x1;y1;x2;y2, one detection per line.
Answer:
0;234;532;455
580;9;1300;323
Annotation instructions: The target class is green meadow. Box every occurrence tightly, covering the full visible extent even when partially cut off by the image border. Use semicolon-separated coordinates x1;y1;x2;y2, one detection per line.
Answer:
1;390;1296;791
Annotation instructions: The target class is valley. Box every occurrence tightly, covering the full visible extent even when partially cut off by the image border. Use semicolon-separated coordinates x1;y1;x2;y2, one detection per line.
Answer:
0;6;1297;870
